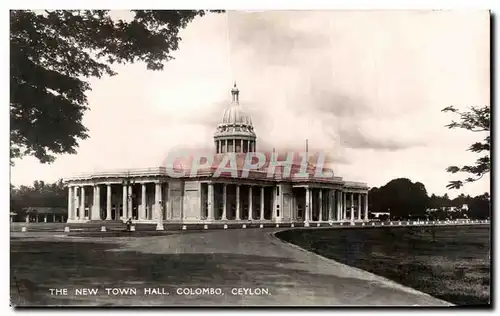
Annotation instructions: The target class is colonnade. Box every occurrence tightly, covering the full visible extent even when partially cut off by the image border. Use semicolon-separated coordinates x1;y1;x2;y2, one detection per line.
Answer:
204;183;272;221
202;183;369;223
215;138;256;154
67;181;166;222
301;188;368;223
24;213;66;223
66;180;369;224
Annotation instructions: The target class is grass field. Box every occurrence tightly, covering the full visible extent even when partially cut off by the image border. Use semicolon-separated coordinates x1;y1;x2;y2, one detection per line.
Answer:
276;225;491;306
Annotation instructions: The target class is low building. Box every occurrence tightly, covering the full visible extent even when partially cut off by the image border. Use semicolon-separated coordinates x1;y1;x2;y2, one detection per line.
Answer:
21;207;67;223
426;204;469;214
371;212;390;219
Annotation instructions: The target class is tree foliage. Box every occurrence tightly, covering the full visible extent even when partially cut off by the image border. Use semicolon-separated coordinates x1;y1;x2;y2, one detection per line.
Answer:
11;179;67;212
368;178;490;220
441;105;490;189
428;192;490;220
10;10;220;165
368;178;430;220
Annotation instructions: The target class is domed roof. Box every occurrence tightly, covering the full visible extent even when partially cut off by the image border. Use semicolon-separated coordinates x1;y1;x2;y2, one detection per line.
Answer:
214;83;256;139
221;105;253;125
220;82;253;126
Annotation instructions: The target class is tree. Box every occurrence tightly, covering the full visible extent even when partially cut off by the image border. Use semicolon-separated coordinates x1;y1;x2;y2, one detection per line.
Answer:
368;178;430;220
10;10;221;165
442;105;490;189
468;192;490;219
11;179;67;212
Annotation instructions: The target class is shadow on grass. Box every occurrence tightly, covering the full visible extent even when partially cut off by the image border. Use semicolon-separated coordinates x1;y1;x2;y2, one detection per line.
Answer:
276;226;491;306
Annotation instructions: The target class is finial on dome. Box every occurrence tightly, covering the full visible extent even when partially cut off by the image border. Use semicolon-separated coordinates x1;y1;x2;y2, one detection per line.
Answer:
231;81;239;103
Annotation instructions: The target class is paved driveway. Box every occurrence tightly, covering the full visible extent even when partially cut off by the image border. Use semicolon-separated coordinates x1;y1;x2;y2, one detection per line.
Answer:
11;228;451;306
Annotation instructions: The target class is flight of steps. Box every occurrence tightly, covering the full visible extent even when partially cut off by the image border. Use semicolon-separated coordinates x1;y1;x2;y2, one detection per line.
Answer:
87;220;126;231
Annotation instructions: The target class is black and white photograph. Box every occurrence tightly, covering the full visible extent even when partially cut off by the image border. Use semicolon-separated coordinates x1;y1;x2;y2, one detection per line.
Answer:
8;7;491;308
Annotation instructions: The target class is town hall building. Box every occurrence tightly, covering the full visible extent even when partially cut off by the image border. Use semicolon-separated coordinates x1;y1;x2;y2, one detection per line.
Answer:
64;84;369;229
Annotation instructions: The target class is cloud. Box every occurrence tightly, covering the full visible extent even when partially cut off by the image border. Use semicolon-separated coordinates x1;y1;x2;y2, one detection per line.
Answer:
229;11;330;67
337;125;424;151
225;11;426;155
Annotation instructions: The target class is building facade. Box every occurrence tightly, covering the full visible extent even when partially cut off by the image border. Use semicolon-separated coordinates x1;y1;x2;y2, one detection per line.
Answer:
64;84;369;228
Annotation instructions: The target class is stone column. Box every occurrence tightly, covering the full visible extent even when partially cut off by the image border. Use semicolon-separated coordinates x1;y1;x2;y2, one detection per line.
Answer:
122;185;127;220
329;190;334;221
91;186;96;218
91;185;101;220
44;215;47;223
222;183;227;220
343;192;347;220
89;186;94;218
67;186;74;220
127;185;133;219
207;183;214;220
225;140;229;153
73;186;79;220
310;188;314;221
240;139;244;153
305;187;310;224
276;186;281;221
259;187;265;220
336;191;341;220
80;186;86;220
248;186;253;220
364;193;369;221
236;184;241;220
140;183;147;220
350;193;355;221
105;184;112;220
155;182;164;230
357;193;362;221
318;189;323;222
165;183;170;220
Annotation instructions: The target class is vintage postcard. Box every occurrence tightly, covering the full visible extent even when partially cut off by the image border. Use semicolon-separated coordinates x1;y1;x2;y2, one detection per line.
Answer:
9;9;491;307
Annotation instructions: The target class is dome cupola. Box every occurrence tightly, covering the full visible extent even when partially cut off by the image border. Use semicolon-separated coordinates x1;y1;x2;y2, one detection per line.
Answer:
214;83;257;153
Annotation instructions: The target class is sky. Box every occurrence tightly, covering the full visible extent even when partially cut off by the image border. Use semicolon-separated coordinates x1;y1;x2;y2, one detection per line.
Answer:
9;10;490;198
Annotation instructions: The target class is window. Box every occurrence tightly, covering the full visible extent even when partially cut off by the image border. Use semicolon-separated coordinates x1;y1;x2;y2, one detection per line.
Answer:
276;186;280;196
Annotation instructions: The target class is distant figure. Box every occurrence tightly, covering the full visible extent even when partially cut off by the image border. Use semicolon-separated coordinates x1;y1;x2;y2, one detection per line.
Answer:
126;218;132;232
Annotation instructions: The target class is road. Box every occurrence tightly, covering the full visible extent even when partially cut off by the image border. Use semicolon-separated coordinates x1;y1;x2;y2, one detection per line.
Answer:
11;227;453;306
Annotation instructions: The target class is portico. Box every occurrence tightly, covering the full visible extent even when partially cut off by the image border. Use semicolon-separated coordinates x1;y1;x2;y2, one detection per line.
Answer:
66;169;369;226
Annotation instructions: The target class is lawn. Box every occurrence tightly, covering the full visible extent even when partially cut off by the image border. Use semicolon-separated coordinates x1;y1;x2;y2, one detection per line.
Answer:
276;225;491;306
